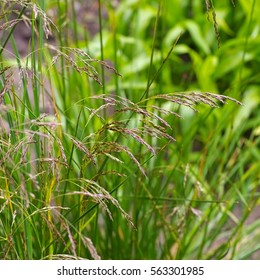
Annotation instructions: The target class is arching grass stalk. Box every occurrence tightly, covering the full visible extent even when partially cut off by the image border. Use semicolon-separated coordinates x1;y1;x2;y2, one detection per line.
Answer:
145;0;162;101
95;34;182;177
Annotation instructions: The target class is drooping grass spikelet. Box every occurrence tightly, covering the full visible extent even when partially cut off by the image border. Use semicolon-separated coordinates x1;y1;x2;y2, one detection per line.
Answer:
205;0;221;48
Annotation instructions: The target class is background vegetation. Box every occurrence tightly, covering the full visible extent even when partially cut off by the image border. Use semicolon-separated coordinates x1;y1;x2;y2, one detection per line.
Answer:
0;0;259;259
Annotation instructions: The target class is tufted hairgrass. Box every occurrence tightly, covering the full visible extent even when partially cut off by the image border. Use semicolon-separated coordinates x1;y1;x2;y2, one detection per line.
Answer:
0;0;259;260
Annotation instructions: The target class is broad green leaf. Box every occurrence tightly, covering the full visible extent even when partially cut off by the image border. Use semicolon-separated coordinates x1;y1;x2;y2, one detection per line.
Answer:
184;20;211;55
234;86;260;130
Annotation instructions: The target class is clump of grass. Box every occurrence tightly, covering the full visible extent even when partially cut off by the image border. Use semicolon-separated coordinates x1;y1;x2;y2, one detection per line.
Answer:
1;0;258;260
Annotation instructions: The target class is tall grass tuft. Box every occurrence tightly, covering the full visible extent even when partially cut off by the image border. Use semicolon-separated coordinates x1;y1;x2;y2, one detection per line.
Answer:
0;0;259;260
